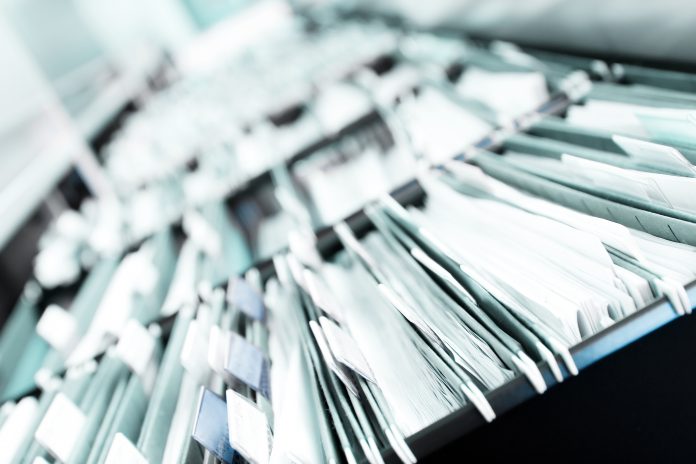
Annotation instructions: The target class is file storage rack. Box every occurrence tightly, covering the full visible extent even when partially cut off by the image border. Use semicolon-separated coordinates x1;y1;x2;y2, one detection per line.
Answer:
313;9;696;462
4;12;696;463
233;21;696;459
245;166;696;462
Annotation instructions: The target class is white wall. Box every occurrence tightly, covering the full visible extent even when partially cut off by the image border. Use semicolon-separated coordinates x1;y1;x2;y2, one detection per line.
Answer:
74;0;197;69
0;14;57;134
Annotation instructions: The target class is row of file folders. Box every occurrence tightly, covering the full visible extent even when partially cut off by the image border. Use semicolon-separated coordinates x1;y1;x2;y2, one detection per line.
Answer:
2;43;696;464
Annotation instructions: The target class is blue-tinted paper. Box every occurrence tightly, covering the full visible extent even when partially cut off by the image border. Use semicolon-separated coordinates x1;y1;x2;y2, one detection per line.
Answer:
225;334;271;400
192;388;236;464
229;278;266;321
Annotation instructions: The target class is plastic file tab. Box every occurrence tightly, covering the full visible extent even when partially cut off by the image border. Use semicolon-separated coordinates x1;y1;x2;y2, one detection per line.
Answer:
115;320;156;378
228;278;266;322
226;389;272;464
35;393;86;462
0;396;39;463
225;334;271;400
192;388;236;464
36;304;79;356
104;433;148;464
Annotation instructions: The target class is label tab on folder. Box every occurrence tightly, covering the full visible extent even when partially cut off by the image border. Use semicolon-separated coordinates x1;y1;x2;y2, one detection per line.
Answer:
228;278;266;321
35;393;86;463
225;334;271;399
36;304;78;355
192;388;236;464
226;389;272;464
115;319;156;377
181;319;211;383
104;433;147;464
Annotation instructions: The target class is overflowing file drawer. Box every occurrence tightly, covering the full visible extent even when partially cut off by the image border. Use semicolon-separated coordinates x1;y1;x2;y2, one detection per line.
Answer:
1;15;696;464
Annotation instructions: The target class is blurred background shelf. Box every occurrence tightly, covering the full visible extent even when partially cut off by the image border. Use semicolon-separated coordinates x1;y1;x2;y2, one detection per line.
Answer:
0;111;79;251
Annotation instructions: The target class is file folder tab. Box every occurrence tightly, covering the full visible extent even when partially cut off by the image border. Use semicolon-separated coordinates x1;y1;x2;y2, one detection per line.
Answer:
192;388;237;464
35;393;86;462
104;433;148;464
226;389;272;464
225;334;271;399
228;277;266;321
